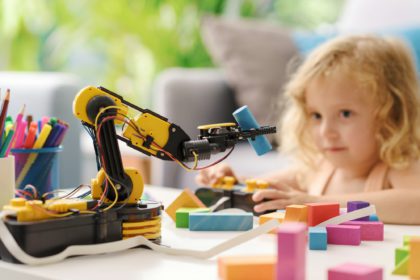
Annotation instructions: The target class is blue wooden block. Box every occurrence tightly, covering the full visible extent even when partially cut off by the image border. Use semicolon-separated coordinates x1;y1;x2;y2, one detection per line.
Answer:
309;227;327;250
189;212;253;231
176;207;210;228
369;214;379;221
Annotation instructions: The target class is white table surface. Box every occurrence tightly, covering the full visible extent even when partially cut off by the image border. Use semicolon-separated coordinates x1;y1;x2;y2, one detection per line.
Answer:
0;185;419;280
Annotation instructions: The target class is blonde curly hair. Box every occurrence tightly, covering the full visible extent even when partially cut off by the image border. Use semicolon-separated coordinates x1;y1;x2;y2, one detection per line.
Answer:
279;35;420;170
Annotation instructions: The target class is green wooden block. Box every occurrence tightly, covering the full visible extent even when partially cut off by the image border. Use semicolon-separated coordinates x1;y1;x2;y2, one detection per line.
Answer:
395;247;409;266
175;207;210;228
392;255;409;275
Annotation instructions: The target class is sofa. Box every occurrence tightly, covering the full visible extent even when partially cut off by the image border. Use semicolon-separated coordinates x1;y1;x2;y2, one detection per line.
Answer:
150;0;420;189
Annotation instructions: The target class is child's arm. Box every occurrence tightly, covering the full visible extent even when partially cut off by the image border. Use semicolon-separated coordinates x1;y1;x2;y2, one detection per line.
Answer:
348;160;420;224
253;161;420;225
317;189;420;225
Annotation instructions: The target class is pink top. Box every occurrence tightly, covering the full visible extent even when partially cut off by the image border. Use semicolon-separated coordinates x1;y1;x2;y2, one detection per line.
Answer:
308;161;390;196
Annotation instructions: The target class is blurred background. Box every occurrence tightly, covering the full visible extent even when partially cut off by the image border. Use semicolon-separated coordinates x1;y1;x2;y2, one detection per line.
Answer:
2;0;419;189
0;0;344;106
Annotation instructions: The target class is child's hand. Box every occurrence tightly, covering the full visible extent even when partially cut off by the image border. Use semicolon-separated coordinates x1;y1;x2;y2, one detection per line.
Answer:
195;163;237;186
252;186;317;213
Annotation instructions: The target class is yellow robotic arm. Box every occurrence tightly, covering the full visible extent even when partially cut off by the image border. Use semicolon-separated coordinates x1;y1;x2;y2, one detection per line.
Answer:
73;86;193;204
73;86;276;205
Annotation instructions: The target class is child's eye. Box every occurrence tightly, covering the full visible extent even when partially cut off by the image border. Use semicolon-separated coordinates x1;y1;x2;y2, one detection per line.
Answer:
310;112;322;120
340;110;352;118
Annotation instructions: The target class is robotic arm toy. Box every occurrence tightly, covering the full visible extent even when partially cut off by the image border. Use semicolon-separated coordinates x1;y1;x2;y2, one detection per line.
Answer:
0;86;276;263
73;86;276;205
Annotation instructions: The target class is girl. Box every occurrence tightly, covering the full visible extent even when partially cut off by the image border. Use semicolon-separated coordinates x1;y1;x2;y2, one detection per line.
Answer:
196;35;420;224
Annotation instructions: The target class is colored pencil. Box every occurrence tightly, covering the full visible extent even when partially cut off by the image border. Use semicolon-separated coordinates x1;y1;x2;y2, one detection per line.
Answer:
26;114;33;131
0;127;14;157
0;89;11;156
24;123;37;149
6;105;25;156
14;120;27;149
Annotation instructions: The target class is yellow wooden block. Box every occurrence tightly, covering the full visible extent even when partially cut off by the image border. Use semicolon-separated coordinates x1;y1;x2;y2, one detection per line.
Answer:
284;204;308;223
218;255;276;280
259;211;285;233
165;188;206;221
409;237;420;279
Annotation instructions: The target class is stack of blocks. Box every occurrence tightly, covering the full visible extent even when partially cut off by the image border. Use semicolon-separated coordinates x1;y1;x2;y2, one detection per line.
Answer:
162;191;385;279
308;201;383;250
257;200;384;251
392;235;420;278
167;189;253;232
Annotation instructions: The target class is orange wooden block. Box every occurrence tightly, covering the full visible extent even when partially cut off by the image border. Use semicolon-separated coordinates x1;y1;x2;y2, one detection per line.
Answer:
285;205;308;223
259;211;285;234
165;188;206;221
306;202;340;226
218;255;276;280
409;237;420;279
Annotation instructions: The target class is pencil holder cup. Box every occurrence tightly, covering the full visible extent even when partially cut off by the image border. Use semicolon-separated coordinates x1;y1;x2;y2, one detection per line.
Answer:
0;155;15;209
11;146;63;196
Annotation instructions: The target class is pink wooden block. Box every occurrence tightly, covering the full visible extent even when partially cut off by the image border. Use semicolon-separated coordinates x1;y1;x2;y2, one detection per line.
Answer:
326;225;361;245
328;262;383;280
341;221;384;241
277;222;307;280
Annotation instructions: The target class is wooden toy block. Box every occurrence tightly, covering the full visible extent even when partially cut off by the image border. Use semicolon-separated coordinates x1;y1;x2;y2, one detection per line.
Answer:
306;202;340;226
403;235;411;246
284;205;308;223
341;221;383;241
369;214;379;221
394;247;409;266
328;263;383;280
175;207;210;228
259;211;285;234
403;235;420;246
347;201;370;221
189;212;253;231
326;225;361;246
218;255;276;280
277;222;306;280
409;237;420;279
309;227;327;250
165;188;206;222
392;255;408;275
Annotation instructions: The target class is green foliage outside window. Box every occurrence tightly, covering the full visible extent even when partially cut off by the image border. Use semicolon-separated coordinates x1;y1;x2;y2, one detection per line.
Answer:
0;0;344;105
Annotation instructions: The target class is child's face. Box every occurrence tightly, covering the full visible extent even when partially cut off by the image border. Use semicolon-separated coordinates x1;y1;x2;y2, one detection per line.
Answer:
305;72;379;170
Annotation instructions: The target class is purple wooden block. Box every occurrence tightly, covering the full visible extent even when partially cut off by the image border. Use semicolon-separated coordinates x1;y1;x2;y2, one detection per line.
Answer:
341;221;384;241
347;201;370;221
277;222;306;280
326;225;361;246
328;262;383;280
